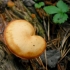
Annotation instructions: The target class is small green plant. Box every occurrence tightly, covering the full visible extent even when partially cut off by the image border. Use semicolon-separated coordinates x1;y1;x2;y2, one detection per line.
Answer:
35;2;45;8
43;0;69;24
34;0;69;24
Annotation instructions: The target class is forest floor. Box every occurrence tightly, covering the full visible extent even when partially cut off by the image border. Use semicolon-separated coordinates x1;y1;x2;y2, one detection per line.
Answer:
0;0;70;70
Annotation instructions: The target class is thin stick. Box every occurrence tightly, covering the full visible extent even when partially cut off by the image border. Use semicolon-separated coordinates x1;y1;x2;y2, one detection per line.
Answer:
45;50;48;70
43;17;48;37
47;16;50;40
58;48;70;63
36;57;45;69
5;9;13;20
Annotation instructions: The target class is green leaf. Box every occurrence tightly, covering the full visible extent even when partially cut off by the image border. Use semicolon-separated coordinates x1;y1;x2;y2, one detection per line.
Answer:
53;13;68;24
39;2;45;7
34;2;44;8
57;0;69;12
43;6;60;14
34;3;41;8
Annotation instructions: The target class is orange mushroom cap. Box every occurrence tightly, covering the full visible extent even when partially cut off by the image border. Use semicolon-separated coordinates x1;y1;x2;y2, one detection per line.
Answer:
4;20;46;59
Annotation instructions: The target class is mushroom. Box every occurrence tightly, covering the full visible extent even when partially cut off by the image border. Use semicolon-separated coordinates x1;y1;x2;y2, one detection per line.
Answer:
4;20;46;59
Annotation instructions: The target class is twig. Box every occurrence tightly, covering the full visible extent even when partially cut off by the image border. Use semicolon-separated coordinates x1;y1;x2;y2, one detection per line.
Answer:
44;50;48;70
5;8;13;20
59;30;70;50
0;14;8;29
9;10;20;19
47;16;50;40
58;48;70;63
36;57;46;70
43;17;48;37
58;30;70;62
